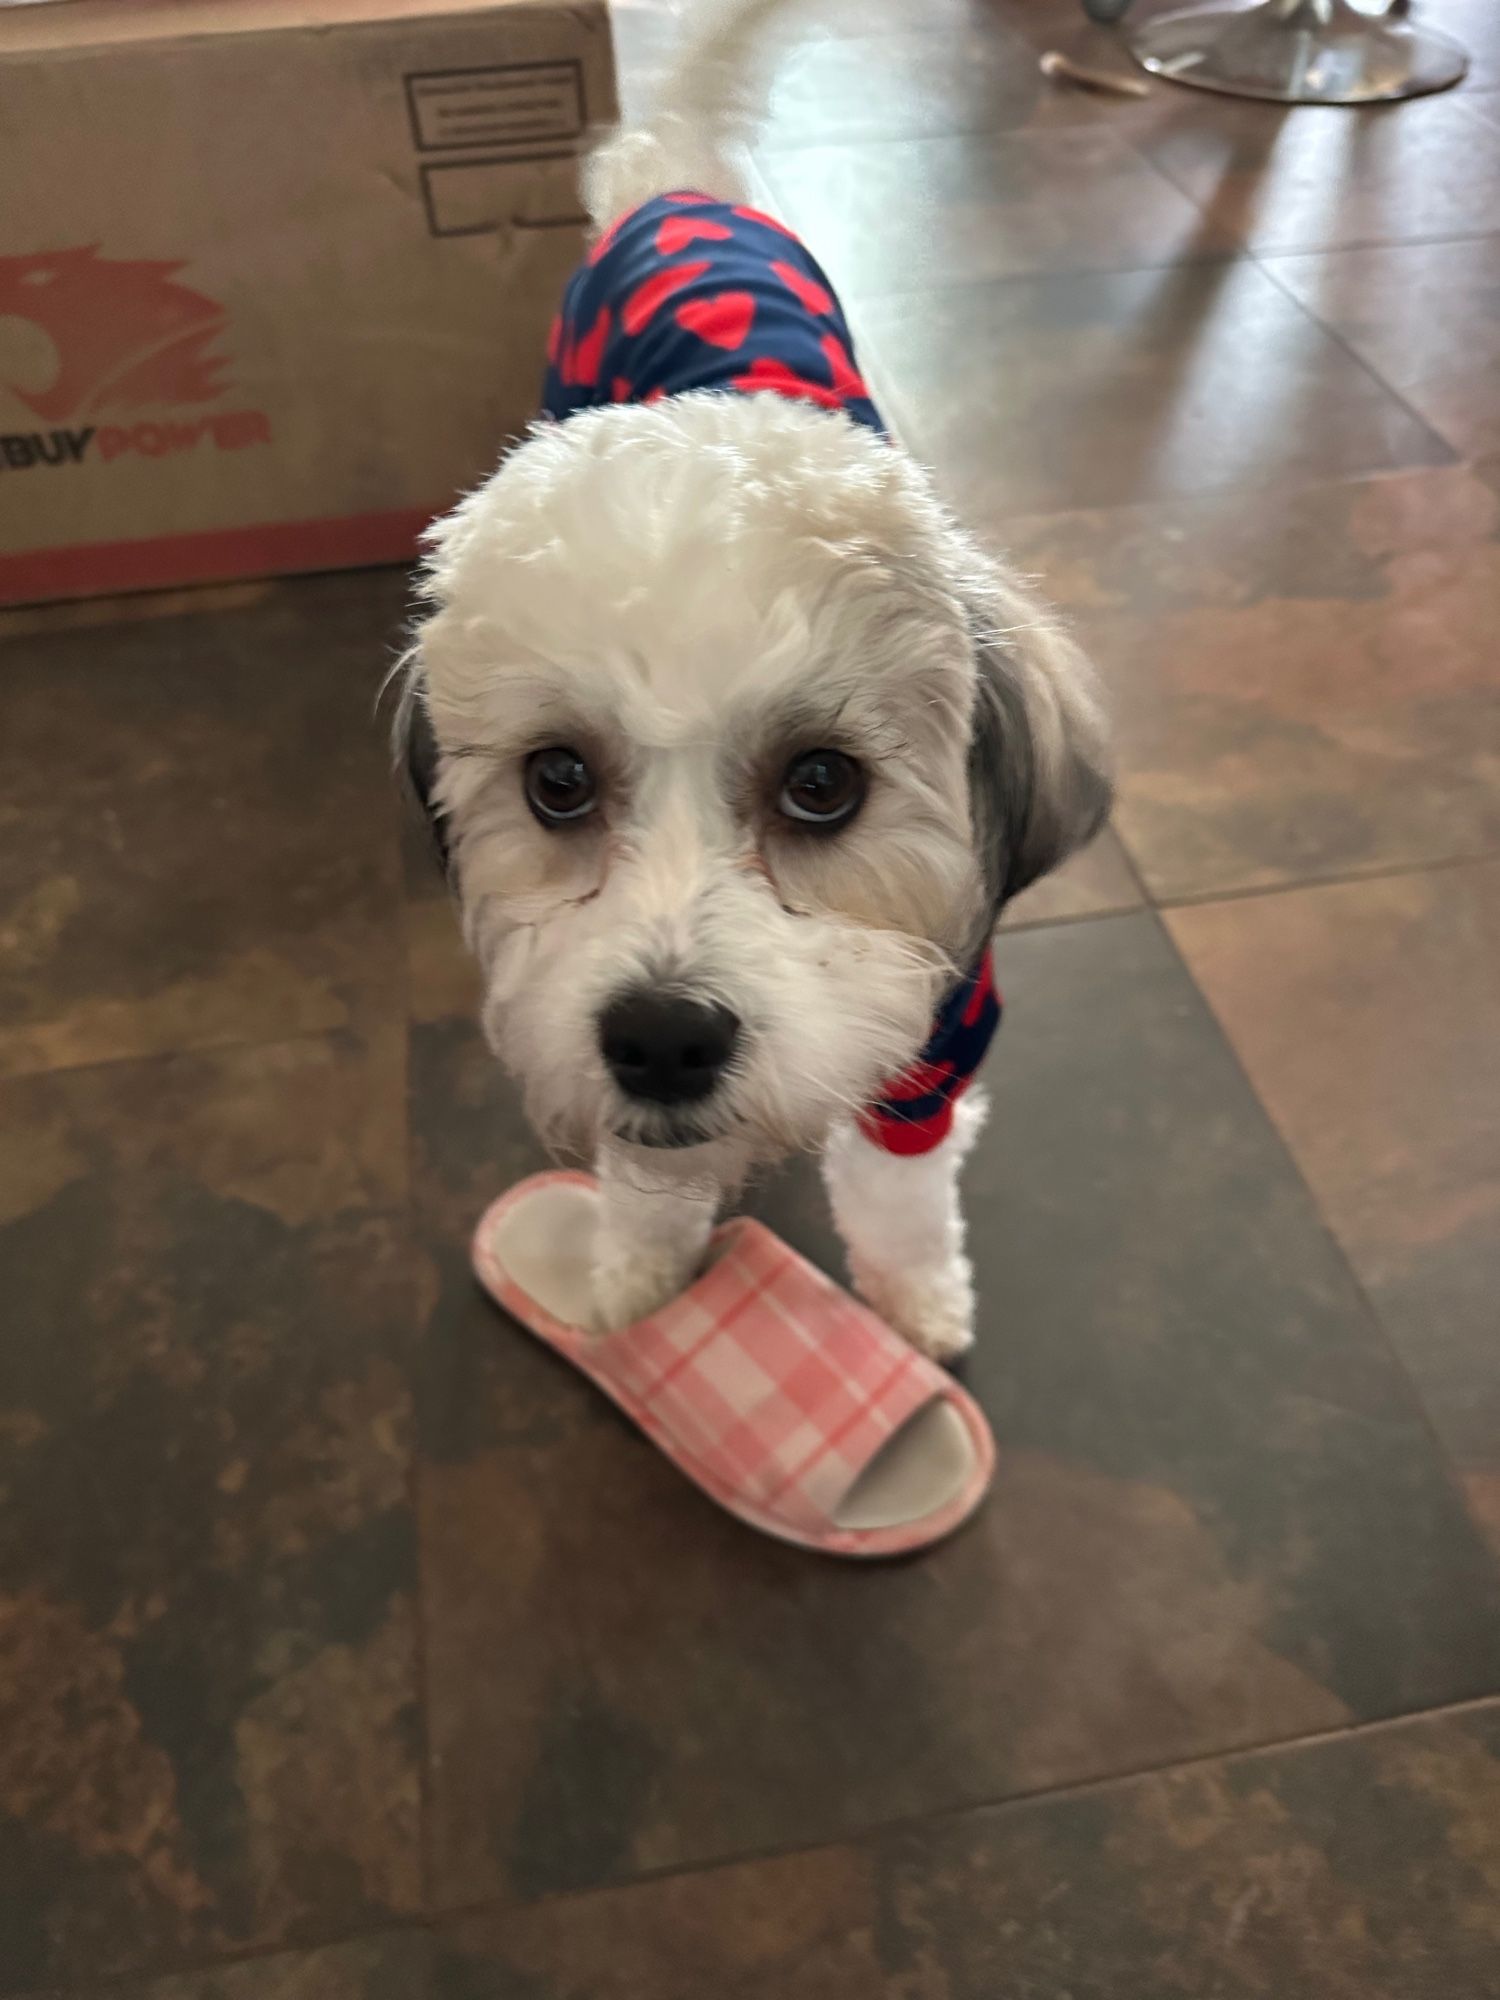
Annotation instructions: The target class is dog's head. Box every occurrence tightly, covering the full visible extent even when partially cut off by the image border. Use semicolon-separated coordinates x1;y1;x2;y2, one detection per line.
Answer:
399;393;1109;1168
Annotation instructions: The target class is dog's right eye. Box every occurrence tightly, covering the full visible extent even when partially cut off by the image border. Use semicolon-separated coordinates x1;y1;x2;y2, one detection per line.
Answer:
778;749;864;827
524;746;598;825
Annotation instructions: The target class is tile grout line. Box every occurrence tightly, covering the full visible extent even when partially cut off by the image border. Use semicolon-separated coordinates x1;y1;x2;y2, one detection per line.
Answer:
0;1017;401;1092
1111;823;1154;910
1003;842;1500;936
1118;101;1463;469
379;628;444;1915
458;1686;1500;1924
33;1688;1500;1997
1249;246;1465;465
1002;896;1140;937
389;782;441;1915
1149;843;1500;916
758;111;1500;284
1248;220;1500;260
1146;903;1500;1581
1115;83;1500;279
824;273;1469;525
15;844;1464;1089
978;449;1493;549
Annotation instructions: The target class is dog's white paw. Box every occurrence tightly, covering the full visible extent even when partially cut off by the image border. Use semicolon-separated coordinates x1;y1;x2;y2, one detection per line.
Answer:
590;1245;695;1333
851;1257;976;1363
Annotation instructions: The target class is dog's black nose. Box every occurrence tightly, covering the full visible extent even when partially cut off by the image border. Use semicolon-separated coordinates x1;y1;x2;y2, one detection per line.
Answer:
599;990;741;1105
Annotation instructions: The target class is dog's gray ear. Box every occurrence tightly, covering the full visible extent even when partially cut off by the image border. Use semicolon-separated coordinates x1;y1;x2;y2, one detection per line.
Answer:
392;668;451;875
967;624;1112;922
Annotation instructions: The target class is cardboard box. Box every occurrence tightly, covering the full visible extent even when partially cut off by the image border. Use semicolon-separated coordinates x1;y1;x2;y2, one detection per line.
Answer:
0;0;616;604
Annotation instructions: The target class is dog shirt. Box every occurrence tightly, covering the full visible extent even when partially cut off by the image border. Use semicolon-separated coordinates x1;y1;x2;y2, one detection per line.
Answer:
540;192;884;434
540;192;1001;1155
858;949;1001;1156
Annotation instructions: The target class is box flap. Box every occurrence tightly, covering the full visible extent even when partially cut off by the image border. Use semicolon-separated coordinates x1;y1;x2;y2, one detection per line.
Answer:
0;0;601;58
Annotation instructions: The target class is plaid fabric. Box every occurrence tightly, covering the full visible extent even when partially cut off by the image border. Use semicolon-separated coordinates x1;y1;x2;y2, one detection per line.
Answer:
473;1174;994;1557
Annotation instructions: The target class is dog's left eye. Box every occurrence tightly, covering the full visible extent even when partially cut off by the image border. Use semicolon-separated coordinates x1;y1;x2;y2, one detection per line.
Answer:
525;746;598;825
778;749;864;827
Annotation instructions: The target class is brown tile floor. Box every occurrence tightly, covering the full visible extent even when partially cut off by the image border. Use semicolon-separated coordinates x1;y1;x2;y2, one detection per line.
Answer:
3;2;1499;1994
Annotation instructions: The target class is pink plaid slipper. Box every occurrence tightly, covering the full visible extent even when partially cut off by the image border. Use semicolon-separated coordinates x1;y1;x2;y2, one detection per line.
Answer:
471;1172;995;1558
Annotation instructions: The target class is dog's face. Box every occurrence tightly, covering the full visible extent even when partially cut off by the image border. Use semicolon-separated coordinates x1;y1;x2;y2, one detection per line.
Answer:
404;393;1108;1167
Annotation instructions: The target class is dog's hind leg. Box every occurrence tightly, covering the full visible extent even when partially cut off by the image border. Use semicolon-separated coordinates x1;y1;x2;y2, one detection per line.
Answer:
820;1093;986;1364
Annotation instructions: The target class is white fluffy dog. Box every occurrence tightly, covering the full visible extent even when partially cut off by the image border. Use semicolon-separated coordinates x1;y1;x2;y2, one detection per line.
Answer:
398;0;1110;1359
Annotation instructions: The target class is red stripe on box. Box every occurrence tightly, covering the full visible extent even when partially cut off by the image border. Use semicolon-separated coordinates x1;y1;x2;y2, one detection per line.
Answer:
0;505;441;607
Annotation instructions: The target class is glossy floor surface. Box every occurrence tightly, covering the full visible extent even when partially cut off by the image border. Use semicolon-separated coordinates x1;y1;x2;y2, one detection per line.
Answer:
2;2;1498;1993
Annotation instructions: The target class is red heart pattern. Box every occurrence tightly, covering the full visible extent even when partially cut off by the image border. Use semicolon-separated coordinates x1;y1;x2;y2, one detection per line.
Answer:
623;259;711;336
771;259;833;317
733;203;797;238
544;197;883;434
819;331;869;402
588;210;630;265
657;215;734;255
729;356;843;409
561;304;611;389
676;290;756;350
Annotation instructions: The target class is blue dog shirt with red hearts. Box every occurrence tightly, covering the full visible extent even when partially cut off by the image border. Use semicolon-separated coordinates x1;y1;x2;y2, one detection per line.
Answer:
858;950;1001;1156
541;192;884;432
541;192;1000;1154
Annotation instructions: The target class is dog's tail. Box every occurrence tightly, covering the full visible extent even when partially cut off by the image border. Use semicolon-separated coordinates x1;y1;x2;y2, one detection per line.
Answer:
584;0;791;229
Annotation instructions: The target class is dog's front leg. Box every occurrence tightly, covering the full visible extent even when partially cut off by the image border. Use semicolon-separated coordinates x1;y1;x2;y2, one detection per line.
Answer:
591;1142;721;1331
820;1093;986;1363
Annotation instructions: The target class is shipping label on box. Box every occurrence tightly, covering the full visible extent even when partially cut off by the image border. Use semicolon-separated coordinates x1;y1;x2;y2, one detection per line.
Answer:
0;0;616;603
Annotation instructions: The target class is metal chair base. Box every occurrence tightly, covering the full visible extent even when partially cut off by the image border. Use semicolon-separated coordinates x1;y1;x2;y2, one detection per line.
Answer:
1128;0;1469;104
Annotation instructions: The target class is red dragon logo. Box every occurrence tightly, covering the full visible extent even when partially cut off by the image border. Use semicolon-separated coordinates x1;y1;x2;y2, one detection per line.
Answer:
0;246;231;422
